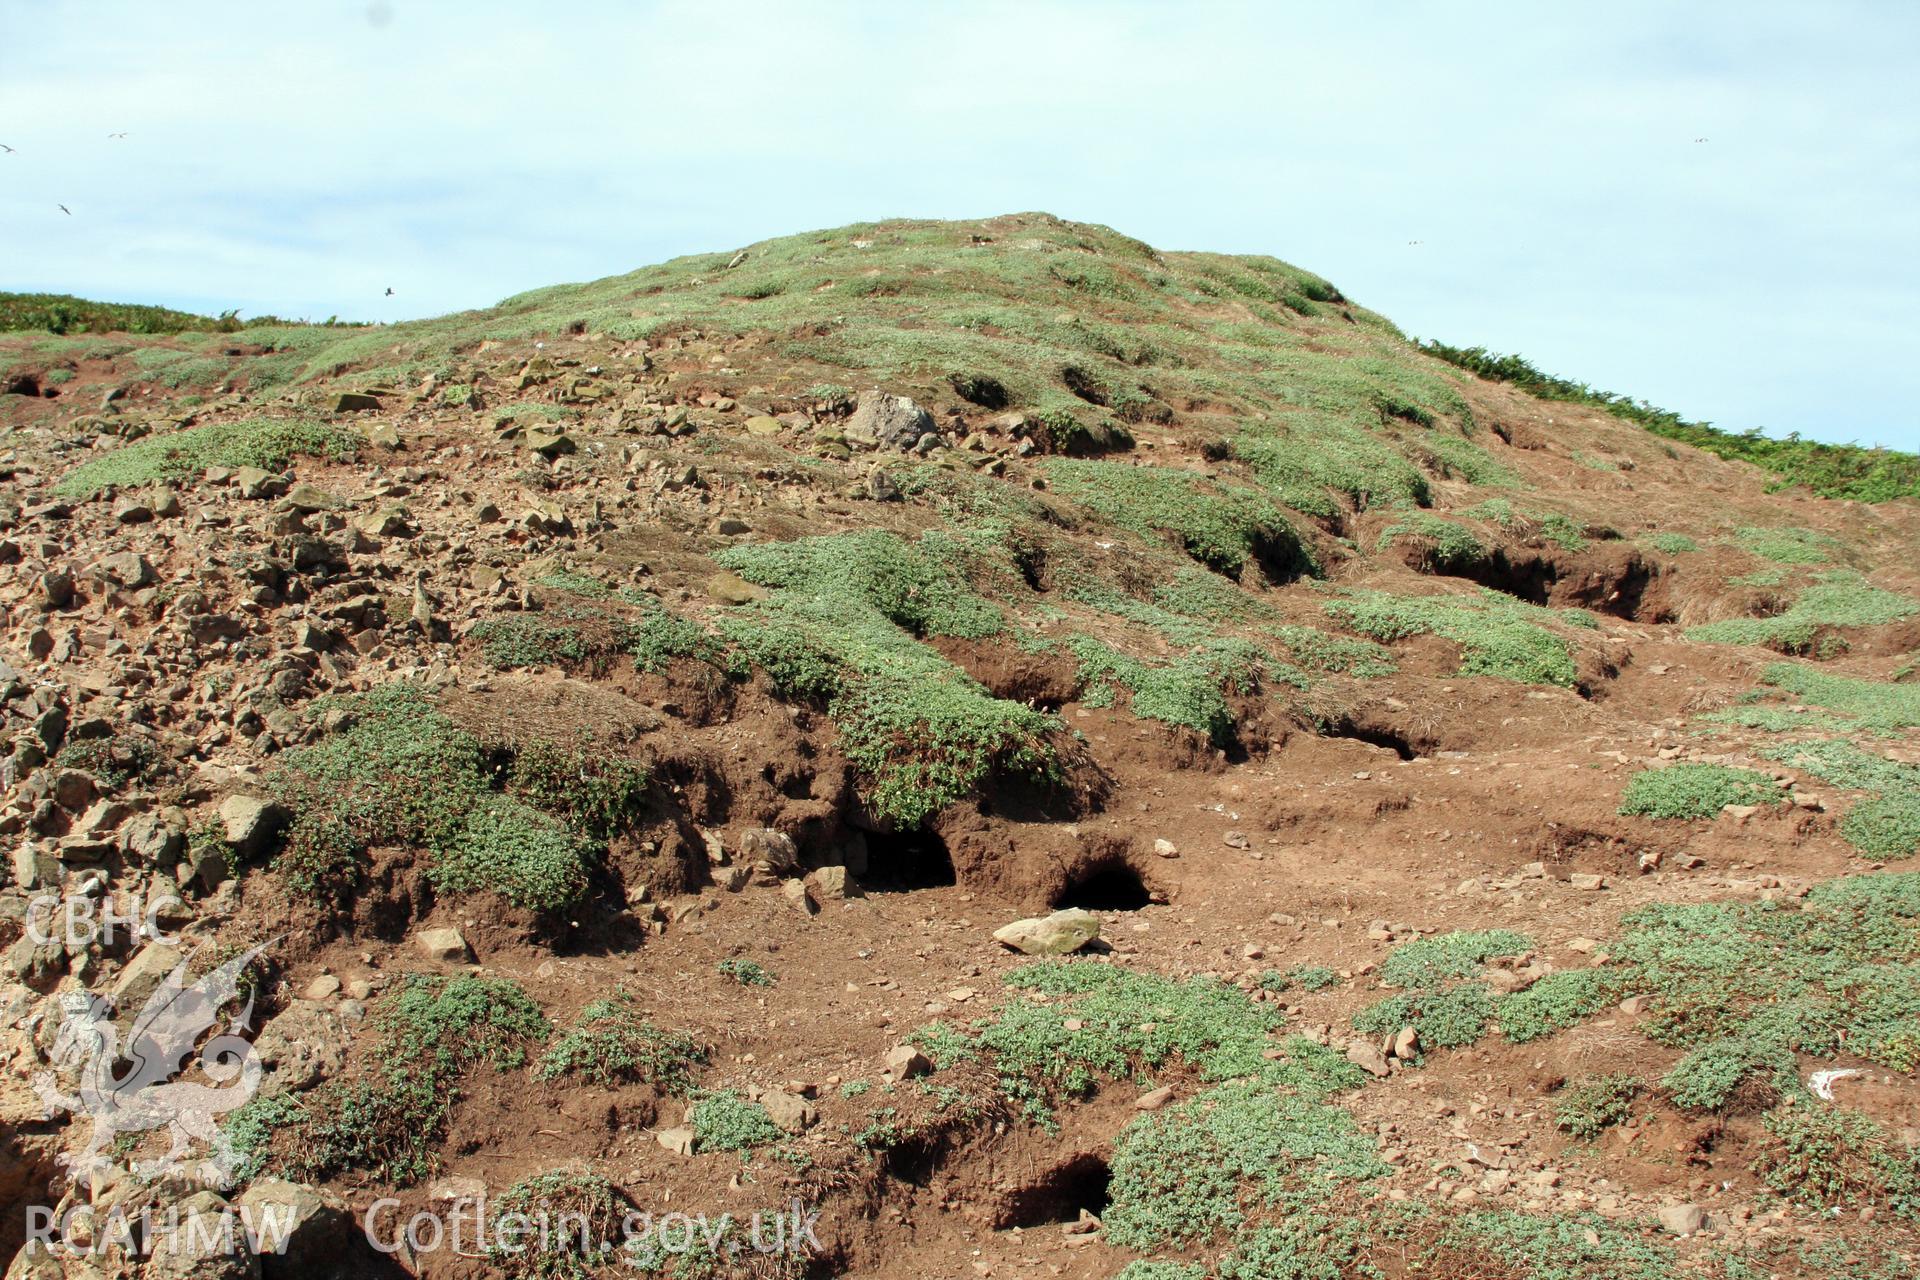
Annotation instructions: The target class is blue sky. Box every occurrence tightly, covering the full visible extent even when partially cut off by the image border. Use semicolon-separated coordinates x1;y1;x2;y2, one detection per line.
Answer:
3;1;1917;450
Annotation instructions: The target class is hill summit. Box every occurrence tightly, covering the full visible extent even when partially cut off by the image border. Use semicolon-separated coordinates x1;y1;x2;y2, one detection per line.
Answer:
2;213;1919;1279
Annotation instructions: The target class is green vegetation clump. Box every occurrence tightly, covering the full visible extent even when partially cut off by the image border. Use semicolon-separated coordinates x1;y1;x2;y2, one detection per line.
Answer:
909;961;1379;1254
1752;1103;1920;1218
1418;339;1920;502
1042;458;1310;578
1271;625;1398;678
686;1091;783;1154
1231;417;1432;517
1355;932;1621;1054
709;532;1065;828
1618;763;1784;820
912;961;1364;1127
1427;1210;1677;1280
266;973;547;1185
537;994;706;1092
1380;930;1531;988
53;734;155;790
54;417;357;498
1610;875;1920;1105
471;614;589;668
1685;572;1919;652
1732;525;1841;565
1067;634;1284;742
533;569;612;598
1646;532;1699;554
1554;1075;1641;1140
270;684;598;908
1375;512;1489;573
1755;663;1920;733
487;1170;629;1280
1104;1079;1386;1251
1323;589;1586;686
1765;740;1920;858
717;958;775;987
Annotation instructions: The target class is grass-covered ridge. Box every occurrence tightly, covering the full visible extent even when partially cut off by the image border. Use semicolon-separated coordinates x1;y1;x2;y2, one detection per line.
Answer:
1418;339;1920;502
1322;587;1594;686
1;291;261;335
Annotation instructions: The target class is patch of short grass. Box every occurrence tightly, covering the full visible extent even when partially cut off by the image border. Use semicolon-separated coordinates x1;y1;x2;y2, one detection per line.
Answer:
1323;588;1588;686
1554;1074;1641;1140
1066;634;1290;742
1043;458;1312;579
270;684;599;908
911;960;1380;1253
471;614;590;668
253;973;548;1185
487;1170;630;1280
55;417;357;498
686;1090;783;1155
1375;511;1489;574
713;532;1066;828
1732;526;1842;565
1686;572;1918;653
1765;739;1920;858
538;994;706;1092
1618;763;1784;820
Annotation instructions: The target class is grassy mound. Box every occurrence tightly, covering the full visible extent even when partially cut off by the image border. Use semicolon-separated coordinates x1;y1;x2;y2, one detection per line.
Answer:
1322;588;1592;686
1685;572;1919;653
270;684;637;908
54;417;358;498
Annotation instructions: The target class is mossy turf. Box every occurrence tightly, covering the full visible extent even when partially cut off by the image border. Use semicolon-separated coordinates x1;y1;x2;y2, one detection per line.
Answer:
54;417;358;498
233;973;548;1186
1766;740;1920;858
1322;588;1591;686
1042;458;1312;578
1685;572;1918;652
1618;763;1785;820
270;683;633;908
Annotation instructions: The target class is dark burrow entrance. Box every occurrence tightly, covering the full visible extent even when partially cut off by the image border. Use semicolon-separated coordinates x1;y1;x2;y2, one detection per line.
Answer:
1053;860;1151;911
992;1154;1113;1228
861;827;957;891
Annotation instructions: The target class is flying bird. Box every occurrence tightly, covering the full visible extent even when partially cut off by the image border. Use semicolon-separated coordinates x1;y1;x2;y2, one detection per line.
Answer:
57;204;71;215
1693;137;1709;143
108;131;129;139
0;144;14;154
385;287;394;297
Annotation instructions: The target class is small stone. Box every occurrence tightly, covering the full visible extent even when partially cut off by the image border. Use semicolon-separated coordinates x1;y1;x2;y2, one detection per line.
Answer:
992;908;1101;956
1223;830;1251;850
414;927;469;963
760;1089;817;1133
1134;1085;1175;1111
884;1044;932;1079
705;571;766;605
656;1127;696;1156
1657;1204;1707;1236
1344;1039;1391;1077
332;391;381;412
1152;838;1179;858
303;974;342;1002
1568;873;1607;891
